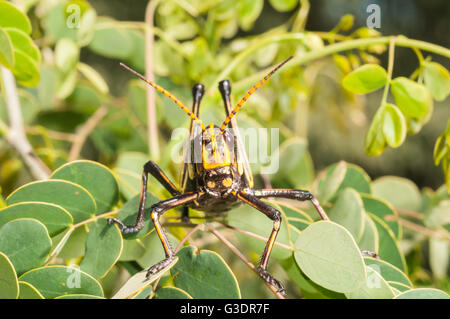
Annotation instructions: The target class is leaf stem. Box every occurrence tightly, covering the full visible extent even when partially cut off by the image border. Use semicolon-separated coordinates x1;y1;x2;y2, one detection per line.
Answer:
380;36;396;107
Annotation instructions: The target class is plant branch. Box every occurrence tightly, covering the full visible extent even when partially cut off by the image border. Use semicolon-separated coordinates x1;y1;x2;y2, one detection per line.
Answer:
145;0;160;161
68;105;108;161
380;37;396;106
0;66;51;180
233;35;450;93
385;215;450;241
207;224;286;299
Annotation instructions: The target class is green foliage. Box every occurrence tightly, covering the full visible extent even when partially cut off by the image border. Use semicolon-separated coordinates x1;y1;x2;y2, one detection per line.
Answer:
0;0;449;299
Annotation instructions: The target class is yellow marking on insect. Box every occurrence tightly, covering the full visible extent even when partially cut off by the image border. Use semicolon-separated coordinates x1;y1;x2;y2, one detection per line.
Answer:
220;56;293;131
207;181;216;188
119;62;205;131
222;178;233;188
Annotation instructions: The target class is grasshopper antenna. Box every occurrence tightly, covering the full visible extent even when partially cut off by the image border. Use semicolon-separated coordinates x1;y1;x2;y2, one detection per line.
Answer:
120;62;205;131
220;56;293;132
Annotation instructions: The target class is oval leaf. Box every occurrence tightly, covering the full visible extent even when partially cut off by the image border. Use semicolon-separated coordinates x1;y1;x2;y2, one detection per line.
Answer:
80;219;123;279
0;218;51;275
0;28;14;69
328;188;365;241
0;1;32;34
7;180;97;224
154;287;192;299
395;288;449;299
382;103;407;148
18;281;44;299
342;64;387;94
294;221;366;293
345;266;395;299
171;246;241;299
51;160;119;214
19;266;104;299
422;61;450;101
390;77;432;119
0;251;19;299
0;202;73;237
372;176;421;211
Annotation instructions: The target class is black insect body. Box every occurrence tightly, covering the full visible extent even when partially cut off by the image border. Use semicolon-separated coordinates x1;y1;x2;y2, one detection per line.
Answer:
108;56;329;295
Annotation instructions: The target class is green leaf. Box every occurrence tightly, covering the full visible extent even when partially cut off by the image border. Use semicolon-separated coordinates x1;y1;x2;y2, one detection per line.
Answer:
77;62;109;94
0;251;19;299
88;25;134;59
238;0;264;31
18;281;44;299
154;287;192;299
390;77;433;119
433;134;448;166
55;38;80;74
357;215;379;253
342;64;387;94
372;176;421;211
316;161;347;202
112;257;178;299
294;221;366;293
115;192;160;239
345;266;395;299
364;257;412;288
395;288;449;299
361;194;401;239
12;50;40;87
0;202;73;237
227;202;292;261
119;238;146;261
6;180;97;224
171;246;241;299
365;105;387;156
429;238;449;279
0;1;32;34
272;137;308;185
382;103;407;148
4;28;40;63
328;188;365;241
269;0;298;12
19;265;104;299
368;213;406;272
136;231;179;269
56;226;87;259
51;160;119;214
422;61;450;101
280;255;345;299
80;219;123;279
0;218;51;275
0;27;14;69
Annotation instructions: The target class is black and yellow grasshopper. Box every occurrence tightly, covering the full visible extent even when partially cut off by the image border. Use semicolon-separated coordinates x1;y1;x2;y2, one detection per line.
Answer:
108;56;329;294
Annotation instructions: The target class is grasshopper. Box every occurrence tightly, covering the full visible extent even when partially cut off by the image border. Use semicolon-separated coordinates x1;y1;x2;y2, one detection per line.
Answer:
108;56;329;294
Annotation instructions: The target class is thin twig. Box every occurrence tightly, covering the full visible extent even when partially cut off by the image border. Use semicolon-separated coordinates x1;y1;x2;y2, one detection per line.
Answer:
207;224;286;299
0;66;51;180
396;208;424;220
219;222;293;250
26;126;76;142
145;0;160;161
68;105;108;161
385;215;450;241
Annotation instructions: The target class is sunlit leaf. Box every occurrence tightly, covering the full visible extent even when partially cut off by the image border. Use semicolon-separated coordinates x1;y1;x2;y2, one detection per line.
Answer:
0;1;32;34
0;218;51;275
422;61;450;101
171;246;241;299
294;221;366;293
342;64;387;94
0;252;19;299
